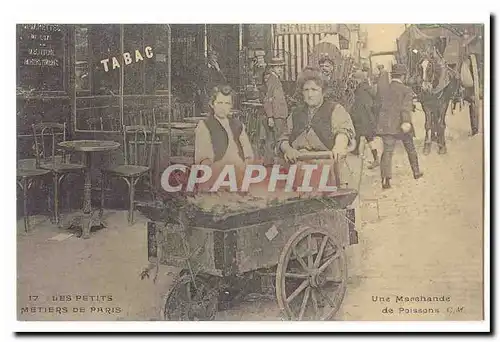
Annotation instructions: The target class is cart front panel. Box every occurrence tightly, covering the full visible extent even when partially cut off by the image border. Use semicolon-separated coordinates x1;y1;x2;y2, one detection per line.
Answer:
148;222;222;277
235;208;351;274
147;204;355;277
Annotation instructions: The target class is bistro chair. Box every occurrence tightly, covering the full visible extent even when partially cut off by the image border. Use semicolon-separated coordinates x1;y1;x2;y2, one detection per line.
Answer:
32;122;85;225
175;101;196;120
16;167;51;232
102;125;158;224
139;109;157;128
240;103;262;152
129;109;157;128
86;117;104;131
178;145;195;157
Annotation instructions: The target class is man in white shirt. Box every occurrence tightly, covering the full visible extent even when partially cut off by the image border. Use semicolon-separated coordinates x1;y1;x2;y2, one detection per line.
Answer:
195;85;254;189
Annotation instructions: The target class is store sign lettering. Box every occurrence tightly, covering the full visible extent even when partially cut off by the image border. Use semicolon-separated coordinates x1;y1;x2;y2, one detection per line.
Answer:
275;24;338;35
100;46;154;72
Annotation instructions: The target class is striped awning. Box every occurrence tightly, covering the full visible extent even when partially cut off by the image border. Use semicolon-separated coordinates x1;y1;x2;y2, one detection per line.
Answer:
274;24;350;39
273;24;351;81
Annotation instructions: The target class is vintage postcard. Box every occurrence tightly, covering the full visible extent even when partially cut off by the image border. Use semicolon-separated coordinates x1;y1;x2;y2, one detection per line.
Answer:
14;19;489;332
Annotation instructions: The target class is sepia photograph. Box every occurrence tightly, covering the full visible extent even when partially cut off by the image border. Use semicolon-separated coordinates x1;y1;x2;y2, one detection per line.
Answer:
10;3;491;333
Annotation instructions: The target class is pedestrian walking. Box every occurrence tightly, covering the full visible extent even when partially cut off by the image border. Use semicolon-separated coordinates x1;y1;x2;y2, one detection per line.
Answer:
350;70;379;169
376;64;424;189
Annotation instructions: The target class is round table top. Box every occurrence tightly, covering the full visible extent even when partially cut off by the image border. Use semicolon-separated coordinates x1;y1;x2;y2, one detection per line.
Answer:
182;116;206;123
17;168;51;178
58;140;121;152
157;122;197;130
169;156;194;165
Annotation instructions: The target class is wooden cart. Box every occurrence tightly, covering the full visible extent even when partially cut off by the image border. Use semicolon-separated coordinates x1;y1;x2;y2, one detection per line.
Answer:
138;189;358;321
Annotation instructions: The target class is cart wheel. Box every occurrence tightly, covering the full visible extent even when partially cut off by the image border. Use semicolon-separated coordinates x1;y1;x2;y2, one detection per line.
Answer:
164;274;218;321
276;226;347;321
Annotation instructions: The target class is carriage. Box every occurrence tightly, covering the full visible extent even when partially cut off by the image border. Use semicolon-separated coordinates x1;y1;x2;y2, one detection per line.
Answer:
138;184;358;321
396;24;483;115
366;25;482;154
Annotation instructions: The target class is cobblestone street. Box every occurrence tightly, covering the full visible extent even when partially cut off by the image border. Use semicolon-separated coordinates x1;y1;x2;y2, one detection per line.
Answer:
17;105;484;322
338;104;484;321
216;104;484;321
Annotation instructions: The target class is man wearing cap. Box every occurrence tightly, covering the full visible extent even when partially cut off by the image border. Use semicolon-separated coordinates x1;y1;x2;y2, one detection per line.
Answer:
262;57;288;166
318;54;338;101
376;64;423;189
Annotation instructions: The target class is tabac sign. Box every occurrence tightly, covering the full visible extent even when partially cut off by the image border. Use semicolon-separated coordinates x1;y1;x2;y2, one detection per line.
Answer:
274;24;339;35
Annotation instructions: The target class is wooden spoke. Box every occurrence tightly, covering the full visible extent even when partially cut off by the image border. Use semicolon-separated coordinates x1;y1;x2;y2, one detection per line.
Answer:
277;226;347;321
165;274;218;321
307;235;313;268
318;251;340;273
286;280;309;304
317;288;336;308
293;246;309;271
311;288;319;320
298;287;311;321
285;273;309;279
314;236;329;268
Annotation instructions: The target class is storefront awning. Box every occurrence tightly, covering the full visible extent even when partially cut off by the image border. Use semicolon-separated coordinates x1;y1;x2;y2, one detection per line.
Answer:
274;24;350;41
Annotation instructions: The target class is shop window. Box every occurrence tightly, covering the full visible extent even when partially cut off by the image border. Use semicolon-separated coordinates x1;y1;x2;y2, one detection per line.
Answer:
169;25;205;113
74;24;171;132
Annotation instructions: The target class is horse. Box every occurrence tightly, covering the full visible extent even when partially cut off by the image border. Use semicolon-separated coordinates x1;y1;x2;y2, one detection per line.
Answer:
416;50;460;155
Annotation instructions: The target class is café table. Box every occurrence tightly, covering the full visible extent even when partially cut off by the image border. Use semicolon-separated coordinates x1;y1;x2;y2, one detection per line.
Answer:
182;116;206;124
58;140;121;239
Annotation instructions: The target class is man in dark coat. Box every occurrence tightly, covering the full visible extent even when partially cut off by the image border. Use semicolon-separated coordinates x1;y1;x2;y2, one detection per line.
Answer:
350;70;379;168
262;57;288;166
376;64;423;189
